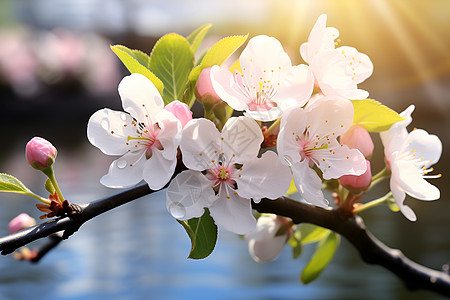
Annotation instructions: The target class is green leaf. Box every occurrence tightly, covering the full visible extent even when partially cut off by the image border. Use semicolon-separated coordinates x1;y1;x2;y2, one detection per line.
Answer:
177;209;218;259
301;231;340;284
351;99;405;132
148;33;195;104
186;24;212;54
110;45;164;93
0;173;32;194
288;230;302;259
299;224;330;244
188;34;248;83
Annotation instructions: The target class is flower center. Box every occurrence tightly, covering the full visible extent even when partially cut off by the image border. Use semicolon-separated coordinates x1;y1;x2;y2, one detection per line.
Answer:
219;168;229;180
127;122;162;159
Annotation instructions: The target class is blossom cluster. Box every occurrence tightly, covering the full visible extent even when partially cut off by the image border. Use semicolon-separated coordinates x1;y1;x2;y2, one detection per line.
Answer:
87;13;442;243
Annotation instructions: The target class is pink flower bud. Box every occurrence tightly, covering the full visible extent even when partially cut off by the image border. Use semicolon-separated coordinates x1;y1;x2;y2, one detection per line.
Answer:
163;100;193;128
339;160;372;193
340;125;374;159
195;67;222;105
8;213;36;233
25;137;57;170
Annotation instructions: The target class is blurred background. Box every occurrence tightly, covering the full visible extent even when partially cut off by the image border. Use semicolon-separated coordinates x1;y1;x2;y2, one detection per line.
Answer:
0;0;449;299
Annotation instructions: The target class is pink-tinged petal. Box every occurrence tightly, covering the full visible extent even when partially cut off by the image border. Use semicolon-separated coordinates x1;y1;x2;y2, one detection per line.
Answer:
402;129;442;168
142;150;176;190
118;73;164;122
180;118;221;171
209;195;256;234
221;117;264;164
163;100;193;128
392;160;440;201
305;97;354;138
278;107;306;165
209;65;249;110
340;125;374;159
155;109;182;160
100;151;146;188
240;35;292;79
87;108;136;155
390;177;417;221
381;105;415;159
236;151;291;201
166;170;214;220
273;64;314;110
336;46;373;84
292;161;328;207
315;146;366;180
300;14;339;64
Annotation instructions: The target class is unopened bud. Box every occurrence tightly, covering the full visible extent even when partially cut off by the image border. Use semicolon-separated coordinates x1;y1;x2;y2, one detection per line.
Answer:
26;137;57;171
164;100;193;128
340;125;373;159
195;67;222;105
339;160;372;193
8;213;36;233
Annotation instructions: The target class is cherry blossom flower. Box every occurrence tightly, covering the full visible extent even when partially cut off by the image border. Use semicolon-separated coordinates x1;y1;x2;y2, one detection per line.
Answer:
8;213;36;234
166;116;291;234
245;214;293;262
87;73;182;190
300;14;373;99
277;97;367;206
340;125;374;159
380;105;442;221
209;35;314;121
25;137;57;171
163;100;192;128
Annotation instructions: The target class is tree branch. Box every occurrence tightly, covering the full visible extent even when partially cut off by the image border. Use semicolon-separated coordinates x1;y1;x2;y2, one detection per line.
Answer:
252;197;450;297
0;184;449;297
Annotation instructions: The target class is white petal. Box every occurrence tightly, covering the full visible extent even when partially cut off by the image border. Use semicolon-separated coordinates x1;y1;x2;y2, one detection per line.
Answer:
166;170;214;220
390;177;417;221
292;161;328;207
118;73;164;122
274;64;314;109
155;109;182;160
240;35;292;78
277;107;306;165
209;195;256;234
391;159;440;201
180;118;221;171
142;150;176;190
100;151;146;188
236;151;291;201
221;117;263;164
87;108;135;155
402;129;442;168
245;214;278;241
248;235;287;263
244;107;283;122
305;97;354;138
315;146;367;180
300;14;338;63
209;65;249;110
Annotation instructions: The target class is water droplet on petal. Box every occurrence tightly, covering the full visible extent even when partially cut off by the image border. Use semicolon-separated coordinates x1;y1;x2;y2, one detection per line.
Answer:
117;159;127;169
169;202;186;219
101;119;110;131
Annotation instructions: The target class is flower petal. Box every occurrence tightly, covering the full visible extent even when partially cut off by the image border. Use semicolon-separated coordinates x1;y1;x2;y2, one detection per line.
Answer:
315;145;367;180
273;64;314;110
391;159;440;201
390;177;417;221
142;150;177;190
209;195;256;234
100;151;146;188
292;160;328;207
87;108;135;156
402;129;442;168
155;109;182;160
240;35;292;79
221;116;263;164
236;151;291;201
180;118;221;171
244;107;283;122
209;65;249;110
277;107;306;165
248;234;287;263
166;170;214;220
118;73;164;122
